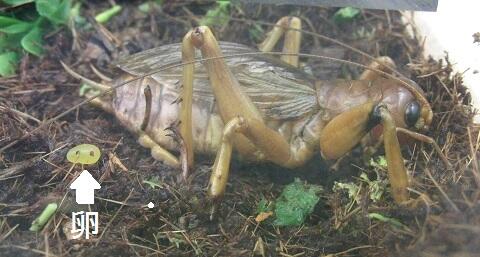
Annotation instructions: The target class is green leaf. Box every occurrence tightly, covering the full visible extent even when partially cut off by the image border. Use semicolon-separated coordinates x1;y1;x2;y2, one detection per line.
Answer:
369;156;387;169
200;1;230;27
248;23;264;41
2;0;34;6
0;16;26;27
143;176;163;189
0;51;19;77
36;0;71;24
35;0;58;19
256;198;272;214
273;178;322;226
333;7;360;23
51;0;71;24
95;5;122;24
138;0;163;13
0;22;33;34
368;212;406;229
21;26;44;56
333;181;361;203
138;2;151;13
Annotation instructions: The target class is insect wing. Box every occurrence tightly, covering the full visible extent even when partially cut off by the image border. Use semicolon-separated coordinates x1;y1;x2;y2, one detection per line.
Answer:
115;42;318;120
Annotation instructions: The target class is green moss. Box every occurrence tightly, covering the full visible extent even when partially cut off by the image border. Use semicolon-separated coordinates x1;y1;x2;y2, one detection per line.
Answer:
273;178;322;226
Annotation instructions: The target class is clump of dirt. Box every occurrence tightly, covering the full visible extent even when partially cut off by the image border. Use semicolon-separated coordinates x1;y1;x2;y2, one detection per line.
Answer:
0;1;478;257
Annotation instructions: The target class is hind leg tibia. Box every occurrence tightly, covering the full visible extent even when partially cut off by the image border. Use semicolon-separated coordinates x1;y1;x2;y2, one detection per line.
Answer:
258;16;302;67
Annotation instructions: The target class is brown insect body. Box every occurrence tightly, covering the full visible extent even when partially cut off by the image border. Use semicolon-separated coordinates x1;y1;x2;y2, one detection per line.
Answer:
111;42;420;163
64;20;447;204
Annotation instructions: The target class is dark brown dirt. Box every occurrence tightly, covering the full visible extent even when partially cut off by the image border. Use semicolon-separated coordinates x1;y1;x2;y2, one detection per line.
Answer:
1;1;478;257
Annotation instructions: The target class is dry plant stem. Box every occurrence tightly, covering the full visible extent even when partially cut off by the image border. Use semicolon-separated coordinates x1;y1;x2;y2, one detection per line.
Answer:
0;106;40;124
95;189;134;247
0;245;58;257
0;224;18;243
425;168;460;212
467;127;480;187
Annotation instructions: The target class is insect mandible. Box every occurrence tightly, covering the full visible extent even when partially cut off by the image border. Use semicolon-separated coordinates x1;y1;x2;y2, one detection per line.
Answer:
63;16;450;204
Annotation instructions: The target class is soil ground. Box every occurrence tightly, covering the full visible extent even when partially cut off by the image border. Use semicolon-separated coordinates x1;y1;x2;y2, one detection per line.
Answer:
0;1;479;256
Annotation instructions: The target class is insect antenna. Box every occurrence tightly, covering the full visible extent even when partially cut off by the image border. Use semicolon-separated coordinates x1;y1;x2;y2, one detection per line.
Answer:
60;62;110;92
1;51;429;153
89;64;113;82
222;17;405;79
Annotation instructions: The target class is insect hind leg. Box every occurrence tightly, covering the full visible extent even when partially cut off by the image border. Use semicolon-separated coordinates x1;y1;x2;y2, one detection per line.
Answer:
258;16;302;67
359;56;396;81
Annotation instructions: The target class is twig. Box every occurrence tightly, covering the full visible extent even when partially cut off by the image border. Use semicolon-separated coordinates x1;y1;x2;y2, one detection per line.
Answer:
425;168;460;212
126;243;166;255
467;127;480;187
0;245;58;257
95;189;134;246
0;155;43;179
0;224;19;243
0;106;41;124
330;245;377;256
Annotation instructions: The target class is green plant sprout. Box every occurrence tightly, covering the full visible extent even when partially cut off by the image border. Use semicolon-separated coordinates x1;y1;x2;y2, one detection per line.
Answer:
333;7;360;23
95;5;122;24
29;203;57;232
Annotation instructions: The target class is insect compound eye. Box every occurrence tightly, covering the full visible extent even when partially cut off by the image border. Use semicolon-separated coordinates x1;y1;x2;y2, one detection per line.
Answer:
405;101;421;127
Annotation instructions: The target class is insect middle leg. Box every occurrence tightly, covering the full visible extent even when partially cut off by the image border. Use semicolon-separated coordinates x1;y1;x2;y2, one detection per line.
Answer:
181;27;312;200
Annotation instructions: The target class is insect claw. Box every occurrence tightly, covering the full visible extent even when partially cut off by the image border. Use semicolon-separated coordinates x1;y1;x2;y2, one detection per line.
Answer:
209;202;218;221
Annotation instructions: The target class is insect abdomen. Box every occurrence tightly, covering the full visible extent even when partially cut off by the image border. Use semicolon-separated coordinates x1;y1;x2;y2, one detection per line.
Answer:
112;74;224;155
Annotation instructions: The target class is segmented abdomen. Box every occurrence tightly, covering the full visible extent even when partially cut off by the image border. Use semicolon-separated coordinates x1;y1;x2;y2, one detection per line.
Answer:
112;74;224;156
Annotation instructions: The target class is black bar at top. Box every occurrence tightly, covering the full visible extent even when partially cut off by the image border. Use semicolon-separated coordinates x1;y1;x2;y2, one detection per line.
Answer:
234;0;439;11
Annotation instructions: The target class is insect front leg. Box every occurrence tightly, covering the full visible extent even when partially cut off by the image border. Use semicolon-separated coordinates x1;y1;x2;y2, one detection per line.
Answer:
258;16;302;67
375;105;410;203
319;102;411;204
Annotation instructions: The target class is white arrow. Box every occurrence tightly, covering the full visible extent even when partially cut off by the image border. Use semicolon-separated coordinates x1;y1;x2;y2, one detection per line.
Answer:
70;170;101;204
